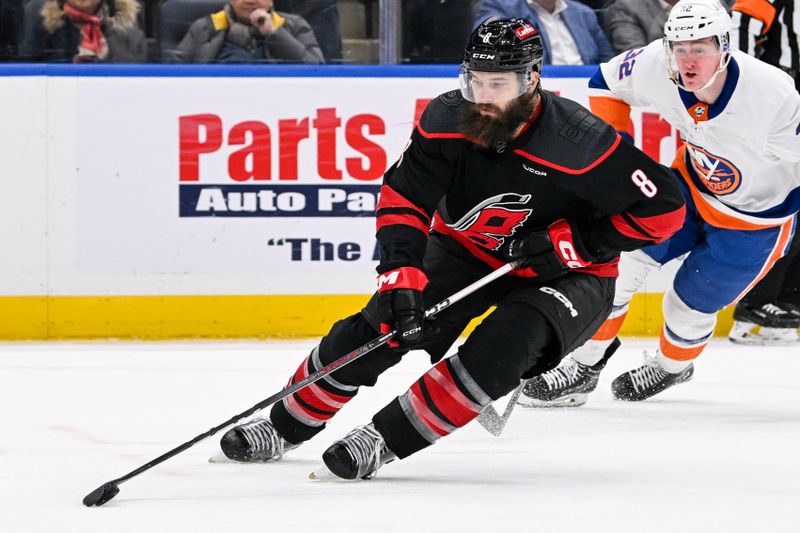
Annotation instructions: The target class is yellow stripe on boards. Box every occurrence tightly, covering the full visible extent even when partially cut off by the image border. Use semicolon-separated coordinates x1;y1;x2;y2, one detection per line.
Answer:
0;293;734;341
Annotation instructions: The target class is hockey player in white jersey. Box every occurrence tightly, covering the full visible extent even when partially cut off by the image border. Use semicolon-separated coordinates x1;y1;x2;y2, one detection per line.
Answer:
520;0;800;406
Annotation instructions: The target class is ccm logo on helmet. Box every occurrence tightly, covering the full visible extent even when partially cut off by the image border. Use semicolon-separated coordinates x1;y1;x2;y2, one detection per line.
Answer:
473;53;496;59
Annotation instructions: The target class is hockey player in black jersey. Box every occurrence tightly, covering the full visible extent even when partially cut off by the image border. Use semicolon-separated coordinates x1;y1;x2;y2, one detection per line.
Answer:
218;18;686;480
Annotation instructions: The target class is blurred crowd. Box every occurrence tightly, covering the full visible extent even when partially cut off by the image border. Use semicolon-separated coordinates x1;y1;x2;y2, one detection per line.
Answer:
0;0;755;66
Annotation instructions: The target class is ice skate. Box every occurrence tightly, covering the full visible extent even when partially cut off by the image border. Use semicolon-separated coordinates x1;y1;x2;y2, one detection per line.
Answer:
518;337;621;408
729;322;799;345
219;417;299;463
611;355;694;401
311;423;396;480
729;302;800;346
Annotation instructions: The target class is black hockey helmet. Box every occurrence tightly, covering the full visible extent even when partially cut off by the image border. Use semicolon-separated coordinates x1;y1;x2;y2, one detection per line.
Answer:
464;18;544;73
459;18;544;102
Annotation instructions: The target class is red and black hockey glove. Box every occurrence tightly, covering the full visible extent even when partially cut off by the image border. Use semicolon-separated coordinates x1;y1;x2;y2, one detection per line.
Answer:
503;219;594;280
376;266;428;352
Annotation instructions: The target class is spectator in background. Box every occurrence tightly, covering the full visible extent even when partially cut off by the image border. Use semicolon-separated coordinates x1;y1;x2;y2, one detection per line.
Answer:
575;0;607;7
474;0;614;64
403;0;474;63
274;0;341;63
603;0;679;53
174;0;323;63
1;0;24;60
21;0;146;62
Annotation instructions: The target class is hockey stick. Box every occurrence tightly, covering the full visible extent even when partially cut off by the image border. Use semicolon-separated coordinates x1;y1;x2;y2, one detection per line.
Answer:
475;381;525;437
83;261;519;507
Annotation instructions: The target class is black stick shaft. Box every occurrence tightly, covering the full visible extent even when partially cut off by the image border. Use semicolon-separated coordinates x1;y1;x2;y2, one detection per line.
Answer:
104;261;516;487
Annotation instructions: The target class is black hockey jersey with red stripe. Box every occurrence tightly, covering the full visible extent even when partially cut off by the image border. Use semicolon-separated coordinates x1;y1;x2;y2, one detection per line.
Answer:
376;89;686;278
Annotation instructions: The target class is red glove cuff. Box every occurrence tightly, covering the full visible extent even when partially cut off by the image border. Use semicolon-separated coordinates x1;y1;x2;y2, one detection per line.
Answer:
547;219;592;269
377;266;429;292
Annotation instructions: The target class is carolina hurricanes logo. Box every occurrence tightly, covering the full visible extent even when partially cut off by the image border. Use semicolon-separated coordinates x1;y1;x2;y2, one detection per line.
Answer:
686;143;742;196
446;193;532;250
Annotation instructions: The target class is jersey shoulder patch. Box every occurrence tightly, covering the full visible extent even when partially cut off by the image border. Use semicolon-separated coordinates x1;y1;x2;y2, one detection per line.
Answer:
418;91;465;135
516;92;618;171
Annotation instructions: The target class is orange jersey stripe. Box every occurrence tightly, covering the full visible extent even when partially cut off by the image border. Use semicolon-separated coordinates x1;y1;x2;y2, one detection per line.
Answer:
589;95;633;133
733;217;795;303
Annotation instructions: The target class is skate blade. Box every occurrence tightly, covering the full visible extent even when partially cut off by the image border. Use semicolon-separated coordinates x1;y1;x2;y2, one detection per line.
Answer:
309;463;339;481
516;393;588;408
208;452;235;464
729;336;799;347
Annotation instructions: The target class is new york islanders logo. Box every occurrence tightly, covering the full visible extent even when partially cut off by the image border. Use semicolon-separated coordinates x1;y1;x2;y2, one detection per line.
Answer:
686;143;742;196
446;193;532;250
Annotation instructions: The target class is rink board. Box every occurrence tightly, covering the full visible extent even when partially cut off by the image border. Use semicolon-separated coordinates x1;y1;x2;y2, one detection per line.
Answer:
0;293;735;340
0;65;725;339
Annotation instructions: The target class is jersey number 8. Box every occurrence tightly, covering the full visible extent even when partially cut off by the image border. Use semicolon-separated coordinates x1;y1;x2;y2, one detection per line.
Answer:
631;169;657;198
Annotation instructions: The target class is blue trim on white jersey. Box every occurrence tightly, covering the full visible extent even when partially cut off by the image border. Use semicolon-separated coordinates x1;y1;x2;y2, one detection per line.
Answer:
587;67;609;90
735;187;800;219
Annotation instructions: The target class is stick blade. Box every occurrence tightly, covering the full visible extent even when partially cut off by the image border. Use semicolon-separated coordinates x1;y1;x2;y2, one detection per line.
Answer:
83;482;120;507
475;406;504;437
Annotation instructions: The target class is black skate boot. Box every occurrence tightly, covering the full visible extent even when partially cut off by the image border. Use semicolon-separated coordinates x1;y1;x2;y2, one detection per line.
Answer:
220;417;299;463
518;337;621;408
611;356;694;401
314;423;396;480
729;302;800;345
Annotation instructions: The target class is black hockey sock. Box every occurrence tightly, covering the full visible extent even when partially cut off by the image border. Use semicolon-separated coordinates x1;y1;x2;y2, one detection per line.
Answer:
372;355;492;459
271;346;359;444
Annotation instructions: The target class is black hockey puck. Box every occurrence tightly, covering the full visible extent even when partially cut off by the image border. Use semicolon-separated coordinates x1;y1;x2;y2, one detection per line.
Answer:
83;482;120;507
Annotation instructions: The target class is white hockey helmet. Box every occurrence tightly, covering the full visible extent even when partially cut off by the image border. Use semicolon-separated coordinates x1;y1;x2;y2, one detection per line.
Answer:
663;0;733;90
664;0;732;47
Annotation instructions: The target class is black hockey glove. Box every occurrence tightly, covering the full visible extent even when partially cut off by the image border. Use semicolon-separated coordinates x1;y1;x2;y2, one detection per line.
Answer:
503;219;594;280
376;267;428;351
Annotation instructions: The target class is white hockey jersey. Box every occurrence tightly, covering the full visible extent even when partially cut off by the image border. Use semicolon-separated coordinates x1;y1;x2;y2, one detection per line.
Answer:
588;39;800;231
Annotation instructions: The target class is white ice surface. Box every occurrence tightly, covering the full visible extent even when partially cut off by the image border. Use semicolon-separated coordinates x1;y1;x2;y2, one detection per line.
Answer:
1;339;798;533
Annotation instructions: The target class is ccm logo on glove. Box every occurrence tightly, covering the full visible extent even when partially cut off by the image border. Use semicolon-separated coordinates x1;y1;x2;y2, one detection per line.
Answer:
548;220;592;269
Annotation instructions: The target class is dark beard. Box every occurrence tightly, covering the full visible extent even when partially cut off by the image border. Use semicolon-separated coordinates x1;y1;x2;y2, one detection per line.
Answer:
456;91;537;150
